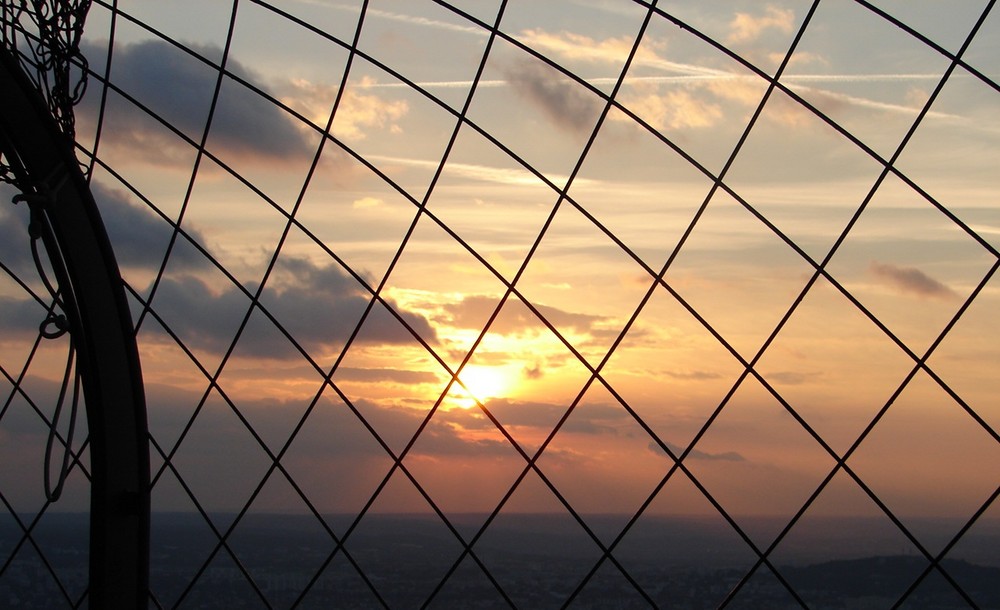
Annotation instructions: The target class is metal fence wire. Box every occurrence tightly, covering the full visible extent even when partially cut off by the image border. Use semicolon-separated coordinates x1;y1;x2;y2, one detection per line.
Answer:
1;0;999;608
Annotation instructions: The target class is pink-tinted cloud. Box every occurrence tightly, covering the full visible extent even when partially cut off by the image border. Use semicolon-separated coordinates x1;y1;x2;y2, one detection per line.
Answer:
727;6;795;45
618;88;723;130
288;76;409;141
869;261;957;300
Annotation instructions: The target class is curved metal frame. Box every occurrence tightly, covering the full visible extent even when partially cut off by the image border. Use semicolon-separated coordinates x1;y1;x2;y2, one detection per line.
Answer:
0;49;148;608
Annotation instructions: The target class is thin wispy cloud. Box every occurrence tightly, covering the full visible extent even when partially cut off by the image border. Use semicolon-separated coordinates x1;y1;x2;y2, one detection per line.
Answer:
518;29;647;68
789;83;960;121
305;6;962;129
782;74;944;84
651;441;746;462
355;71;959;123
442;294;607;336
324;2;488;36
366;154;597;188
520;28;727;78
970;224;1000;236
333;367;441;385
358;72;949;90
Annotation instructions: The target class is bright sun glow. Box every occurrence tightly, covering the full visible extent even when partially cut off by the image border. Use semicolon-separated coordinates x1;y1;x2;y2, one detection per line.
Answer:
455;365;509;408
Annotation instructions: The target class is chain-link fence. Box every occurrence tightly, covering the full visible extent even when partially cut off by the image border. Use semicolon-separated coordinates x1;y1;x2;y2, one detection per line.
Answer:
2;0;999;607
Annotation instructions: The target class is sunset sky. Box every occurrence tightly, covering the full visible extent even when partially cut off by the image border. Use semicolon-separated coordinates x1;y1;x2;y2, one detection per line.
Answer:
2;0;999;562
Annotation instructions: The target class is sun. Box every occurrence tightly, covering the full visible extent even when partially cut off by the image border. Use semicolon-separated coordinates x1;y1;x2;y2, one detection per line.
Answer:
454;365;509;408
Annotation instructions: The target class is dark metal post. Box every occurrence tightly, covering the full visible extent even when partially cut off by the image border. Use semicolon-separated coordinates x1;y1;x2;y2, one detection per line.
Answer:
0;50;149;608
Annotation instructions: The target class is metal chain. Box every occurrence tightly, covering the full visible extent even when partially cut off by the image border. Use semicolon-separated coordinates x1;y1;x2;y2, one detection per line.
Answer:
8;184;82;503
1;0;92;184
5;0;91;137
1;1;92;501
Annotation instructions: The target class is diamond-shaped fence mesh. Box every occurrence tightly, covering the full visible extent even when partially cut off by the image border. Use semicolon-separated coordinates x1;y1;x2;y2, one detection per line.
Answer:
2;0;999;608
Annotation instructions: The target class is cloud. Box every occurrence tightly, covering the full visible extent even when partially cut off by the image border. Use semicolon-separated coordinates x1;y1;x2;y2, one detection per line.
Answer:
518;28;724;78
869;261;958;300
0;293;50;336
145;384;507;470
82;39;313;164
333;367;442;385
366;153;595;188
617;87;723;130
352;196;383;209
703;76;955;129
519;29;646;67
441;294;606;335
727;6;795;45
411;419;514;457
0;190;33;275
503;59;603;134
263;396;511;459
773;51;828;68
522;362;544;380
93;182;209;271
0;181;208;335
440;399;747;464
663;370;724;381
147;256;437;358
358;5;487;37
706;77;767;106
443;398;634;437
765;371;820;386
285;76;409;141
650;441;745;462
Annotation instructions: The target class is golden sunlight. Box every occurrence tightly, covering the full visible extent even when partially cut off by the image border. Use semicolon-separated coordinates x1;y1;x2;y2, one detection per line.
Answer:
454;364;511;408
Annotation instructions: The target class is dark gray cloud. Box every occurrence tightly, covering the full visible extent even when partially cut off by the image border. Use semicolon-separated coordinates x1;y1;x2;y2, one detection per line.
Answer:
338;398;512;458
81;39;312;162
503;59;602;134
148;384;510;465
0;180;208;280
439;398;745;463
765;371;820;386
411;418;513;457
441;294;605;335
0;188;33;274
869;261;957;300
93;181;209;271
0;183;209;338
0;294;51;336
147;256;437;358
